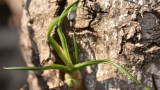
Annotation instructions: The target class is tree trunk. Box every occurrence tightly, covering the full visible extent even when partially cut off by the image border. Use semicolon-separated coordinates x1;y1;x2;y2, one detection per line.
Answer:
20;0;160;90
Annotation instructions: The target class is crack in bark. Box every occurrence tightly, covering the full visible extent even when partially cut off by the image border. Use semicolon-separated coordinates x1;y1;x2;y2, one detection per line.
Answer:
152;74;158;90
42;42;52;65
119;36;124;54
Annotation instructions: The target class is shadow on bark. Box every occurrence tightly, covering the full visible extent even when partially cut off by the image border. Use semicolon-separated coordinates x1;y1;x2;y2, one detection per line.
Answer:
27;26;49;90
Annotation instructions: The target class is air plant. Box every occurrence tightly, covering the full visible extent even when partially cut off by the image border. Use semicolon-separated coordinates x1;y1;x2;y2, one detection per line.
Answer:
4;0;150;90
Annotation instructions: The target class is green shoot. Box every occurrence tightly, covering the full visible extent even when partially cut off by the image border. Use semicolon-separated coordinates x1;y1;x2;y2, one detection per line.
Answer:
47;16;74;70
4;0;150;90
73;30;79;64
47;5;80;70
57;0;79;65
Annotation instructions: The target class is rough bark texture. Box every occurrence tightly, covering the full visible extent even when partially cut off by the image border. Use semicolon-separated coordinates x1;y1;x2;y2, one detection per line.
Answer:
21;0;160;90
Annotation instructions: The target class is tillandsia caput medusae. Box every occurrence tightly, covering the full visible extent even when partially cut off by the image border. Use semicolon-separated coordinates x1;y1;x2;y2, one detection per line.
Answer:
4;0;150;90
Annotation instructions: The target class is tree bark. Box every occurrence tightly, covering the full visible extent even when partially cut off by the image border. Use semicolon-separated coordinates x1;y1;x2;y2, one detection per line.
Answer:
21;0;160;90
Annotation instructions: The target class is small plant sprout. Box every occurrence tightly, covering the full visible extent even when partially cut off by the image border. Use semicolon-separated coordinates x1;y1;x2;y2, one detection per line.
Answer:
4;0;150;90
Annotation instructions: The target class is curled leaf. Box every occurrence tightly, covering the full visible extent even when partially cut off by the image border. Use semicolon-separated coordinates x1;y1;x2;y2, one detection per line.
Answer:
73;60;150;90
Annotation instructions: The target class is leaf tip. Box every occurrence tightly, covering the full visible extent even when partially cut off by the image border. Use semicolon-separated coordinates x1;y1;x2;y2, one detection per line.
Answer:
3;67;9;69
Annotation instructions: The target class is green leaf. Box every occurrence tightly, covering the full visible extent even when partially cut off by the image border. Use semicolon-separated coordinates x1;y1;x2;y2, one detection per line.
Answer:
61;0;79;15
4;64;70;73
47;17;74;70
73;60;150;90
47;7;79;70
57;27;72;64
73;30;79;64
47;16;59;41
56;0;79;65
49;38;74;70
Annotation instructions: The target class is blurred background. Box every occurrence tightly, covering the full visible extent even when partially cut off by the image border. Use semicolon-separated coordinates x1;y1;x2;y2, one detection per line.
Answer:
0;0;27;90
